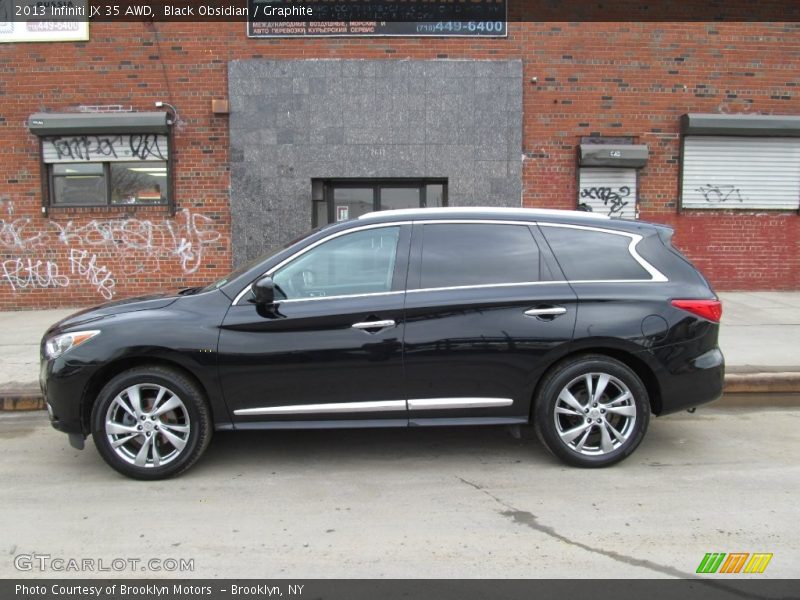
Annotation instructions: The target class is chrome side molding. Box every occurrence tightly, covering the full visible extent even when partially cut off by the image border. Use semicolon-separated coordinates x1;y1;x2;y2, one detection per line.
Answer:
234;397;514;417
234;400;406;416
408;397;513;410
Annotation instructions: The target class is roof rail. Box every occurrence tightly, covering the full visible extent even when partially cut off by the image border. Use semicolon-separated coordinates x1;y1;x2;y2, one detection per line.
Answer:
358;206;611;220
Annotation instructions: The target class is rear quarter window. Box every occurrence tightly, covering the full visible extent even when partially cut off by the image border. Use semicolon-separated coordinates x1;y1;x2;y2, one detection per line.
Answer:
540;225;652;281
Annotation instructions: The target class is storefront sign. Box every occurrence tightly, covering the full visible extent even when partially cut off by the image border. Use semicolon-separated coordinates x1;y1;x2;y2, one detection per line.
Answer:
247;0;507;37
0;0;89;42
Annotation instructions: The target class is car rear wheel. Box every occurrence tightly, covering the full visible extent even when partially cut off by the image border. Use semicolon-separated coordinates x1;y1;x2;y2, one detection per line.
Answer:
534;354;650;467
91;366;212;480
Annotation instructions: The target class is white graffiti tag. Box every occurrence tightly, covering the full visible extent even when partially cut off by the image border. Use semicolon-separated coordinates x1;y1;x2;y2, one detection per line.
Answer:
69;249;116;300
0;200;225;300
0;199;48;250
1;258;70;292
52;209;223;274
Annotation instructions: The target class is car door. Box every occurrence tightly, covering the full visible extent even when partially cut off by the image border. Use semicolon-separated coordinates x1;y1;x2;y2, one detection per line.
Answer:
402;220;577;425
218;223;411;426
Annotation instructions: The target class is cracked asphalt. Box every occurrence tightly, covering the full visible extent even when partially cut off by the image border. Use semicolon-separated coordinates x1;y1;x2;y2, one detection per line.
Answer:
1;404;798;579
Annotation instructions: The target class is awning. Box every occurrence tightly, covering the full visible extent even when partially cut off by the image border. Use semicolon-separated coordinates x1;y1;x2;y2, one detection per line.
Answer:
28;112;170;136
578;144;649;168
681;113;800;137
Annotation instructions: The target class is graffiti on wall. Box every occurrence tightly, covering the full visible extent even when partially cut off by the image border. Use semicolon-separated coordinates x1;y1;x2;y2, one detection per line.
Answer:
694;184;746;204
1;258;70;293
0;199;225;300
43;134;169;163
579;186;635;218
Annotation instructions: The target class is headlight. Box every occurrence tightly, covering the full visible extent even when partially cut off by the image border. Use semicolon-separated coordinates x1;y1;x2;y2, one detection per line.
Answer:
44;330;100;360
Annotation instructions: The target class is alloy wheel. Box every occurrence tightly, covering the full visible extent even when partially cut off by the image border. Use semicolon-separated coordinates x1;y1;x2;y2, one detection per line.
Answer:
104;384;191;468
553;372;637;456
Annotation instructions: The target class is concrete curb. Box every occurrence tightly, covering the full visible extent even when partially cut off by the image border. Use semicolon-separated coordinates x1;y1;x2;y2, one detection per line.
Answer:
1;373;799;412
722;372;800;394
0;390;44;411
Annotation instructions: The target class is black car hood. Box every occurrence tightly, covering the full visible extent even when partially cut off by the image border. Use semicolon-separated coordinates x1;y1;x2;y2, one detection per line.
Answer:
49;292;182;332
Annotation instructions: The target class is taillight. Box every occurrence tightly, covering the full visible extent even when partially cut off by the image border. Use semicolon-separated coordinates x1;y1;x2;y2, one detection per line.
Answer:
671;299;722;323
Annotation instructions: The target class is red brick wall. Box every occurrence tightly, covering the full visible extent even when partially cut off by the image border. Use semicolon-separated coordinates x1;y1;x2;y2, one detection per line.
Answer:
1;15;798;308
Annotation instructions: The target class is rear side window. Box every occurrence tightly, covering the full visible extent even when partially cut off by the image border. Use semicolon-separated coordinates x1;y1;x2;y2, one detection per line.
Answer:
419;224;540;288
540;225;651;281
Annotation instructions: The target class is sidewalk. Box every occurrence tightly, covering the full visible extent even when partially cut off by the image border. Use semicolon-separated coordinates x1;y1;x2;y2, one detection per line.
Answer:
1;292;798;410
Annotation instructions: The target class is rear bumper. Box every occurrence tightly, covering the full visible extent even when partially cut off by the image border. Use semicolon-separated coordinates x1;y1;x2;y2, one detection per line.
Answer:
654;347;725;415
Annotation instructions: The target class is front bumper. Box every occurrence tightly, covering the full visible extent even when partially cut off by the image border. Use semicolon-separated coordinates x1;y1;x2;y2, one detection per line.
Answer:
40;355;94;438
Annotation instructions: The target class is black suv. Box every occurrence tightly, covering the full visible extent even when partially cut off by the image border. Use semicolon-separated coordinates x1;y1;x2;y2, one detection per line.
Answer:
41;208;724;479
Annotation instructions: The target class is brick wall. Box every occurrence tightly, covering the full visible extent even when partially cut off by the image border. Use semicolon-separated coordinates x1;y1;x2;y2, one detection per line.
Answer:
1;14;799;308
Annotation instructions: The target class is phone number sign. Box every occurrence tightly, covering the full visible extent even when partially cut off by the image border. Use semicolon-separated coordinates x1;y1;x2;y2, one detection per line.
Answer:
247;0;507;38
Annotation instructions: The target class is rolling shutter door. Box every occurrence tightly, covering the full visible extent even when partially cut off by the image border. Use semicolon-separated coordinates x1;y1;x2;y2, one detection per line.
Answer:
41;135;169;163
578;167;637;219
681;136;800;210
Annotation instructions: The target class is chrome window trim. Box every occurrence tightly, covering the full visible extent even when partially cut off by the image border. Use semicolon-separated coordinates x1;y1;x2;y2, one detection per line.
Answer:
409;279;667;293
408;397;513;410
407;280;560;294
566;279;664;284
266;291;404;305
232;221;411;305
537;222;669;283
234;400;406;416
238;277;664;306
232;217;668;305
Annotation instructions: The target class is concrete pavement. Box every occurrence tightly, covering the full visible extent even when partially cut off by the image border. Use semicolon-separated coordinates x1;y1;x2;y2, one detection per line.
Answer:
0;291;799;409
1;405;798;578
718;292;800;372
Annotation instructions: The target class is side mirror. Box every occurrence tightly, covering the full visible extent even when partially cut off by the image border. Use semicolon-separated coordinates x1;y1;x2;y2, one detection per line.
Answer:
251;276;276;306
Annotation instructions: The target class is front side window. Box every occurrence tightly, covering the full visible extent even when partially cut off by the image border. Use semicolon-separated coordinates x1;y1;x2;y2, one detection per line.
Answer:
273;226;401;299
418;224;540;289
540;226;651;281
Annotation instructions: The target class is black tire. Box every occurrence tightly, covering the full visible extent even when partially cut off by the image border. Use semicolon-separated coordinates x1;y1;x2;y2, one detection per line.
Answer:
533;354;650;468
91;366;212;480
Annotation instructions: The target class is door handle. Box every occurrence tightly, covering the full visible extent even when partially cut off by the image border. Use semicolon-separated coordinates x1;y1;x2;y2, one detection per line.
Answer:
524;307;567;318
352;319;396;331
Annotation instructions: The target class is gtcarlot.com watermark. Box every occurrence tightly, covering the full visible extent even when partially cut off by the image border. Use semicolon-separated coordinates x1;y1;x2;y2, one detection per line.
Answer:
14;553;194;573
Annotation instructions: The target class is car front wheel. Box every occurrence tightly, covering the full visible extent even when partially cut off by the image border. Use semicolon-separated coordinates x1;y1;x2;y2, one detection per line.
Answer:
91;366;212;480
534;355;650;467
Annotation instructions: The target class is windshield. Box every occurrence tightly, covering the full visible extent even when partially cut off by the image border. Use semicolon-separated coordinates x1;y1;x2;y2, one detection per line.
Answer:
199;226;328;293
